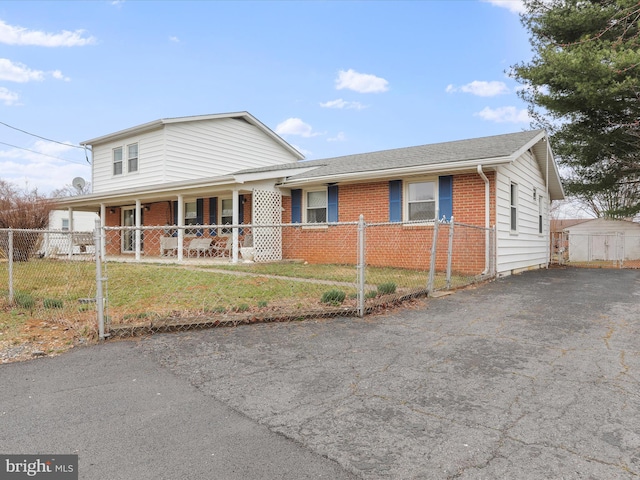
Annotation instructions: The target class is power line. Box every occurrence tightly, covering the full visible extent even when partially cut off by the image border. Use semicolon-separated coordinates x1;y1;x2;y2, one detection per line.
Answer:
0;120;85;150
0;140;88;166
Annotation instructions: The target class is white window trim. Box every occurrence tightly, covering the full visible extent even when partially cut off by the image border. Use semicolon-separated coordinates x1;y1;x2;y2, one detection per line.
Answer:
403;177;438;224
127;143;139;173
303;188;328;225
113;147;123;176
219;197;233;236
510;182;519;233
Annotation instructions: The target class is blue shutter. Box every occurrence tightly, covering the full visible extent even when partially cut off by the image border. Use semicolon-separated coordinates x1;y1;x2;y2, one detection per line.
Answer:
172;201;178;236
389;180;402;222
209;197;217;236
327;185;338;222
291;189;302;223
438;176;453;221
238;194;244;235
196;198;204;236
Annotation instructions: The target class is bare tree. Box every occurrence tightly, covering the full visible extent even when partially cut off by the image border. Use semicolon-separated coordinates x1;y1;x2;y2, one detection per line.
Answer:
0;180;58;261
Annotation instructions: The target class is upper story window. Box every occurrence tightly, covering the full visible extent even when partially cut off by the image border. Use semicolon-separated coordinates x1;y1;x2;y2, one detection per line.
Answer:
306;190;327;223
406;180;436;221
113;147;123;175
510;182;518;232
61;218;69;231
127;143;138;173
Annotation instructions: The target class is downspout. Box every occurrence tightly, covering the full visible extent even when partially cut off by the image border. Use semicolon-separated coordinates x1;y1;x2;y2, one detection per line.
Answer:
477;165;490;275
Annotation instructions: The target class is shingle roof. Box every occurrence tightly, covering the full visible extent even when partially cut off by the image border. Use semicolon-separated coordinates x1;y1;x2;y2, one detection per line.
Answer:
235;129;545;180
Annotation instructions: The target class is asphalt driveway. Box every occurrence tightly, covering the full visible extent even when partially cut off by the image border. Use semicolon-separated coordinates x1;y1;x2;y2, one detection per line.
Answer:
2;267;639;479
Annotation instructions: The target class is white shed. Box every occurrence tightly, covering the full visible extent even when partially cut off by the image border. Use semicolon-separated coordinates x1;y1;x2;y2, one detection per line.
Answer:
564;218;640;262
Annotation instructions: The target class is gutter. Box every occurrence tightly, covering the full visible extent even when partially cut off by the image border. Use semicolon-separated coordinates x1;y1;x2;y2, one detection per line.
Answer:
477;165;490;275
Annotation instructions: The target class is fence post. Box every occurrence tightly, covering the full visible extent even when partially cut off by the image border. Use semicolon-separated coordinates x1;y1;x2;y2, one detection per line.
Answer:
427;217;439;294
94;220;107;340
446;217;454;290
357;214;366;317
8;229;13;304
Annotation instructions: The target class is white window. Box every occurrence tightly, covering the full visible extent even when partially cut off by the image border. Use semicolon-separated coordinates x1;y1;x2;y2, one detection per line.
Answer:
61;218;69;231
306;190;327;223
221;198;233;234
406;180;436;221
538;194;544;234
127;143;138;172
113;147;123;175
510;182;518;232
185;201;198;235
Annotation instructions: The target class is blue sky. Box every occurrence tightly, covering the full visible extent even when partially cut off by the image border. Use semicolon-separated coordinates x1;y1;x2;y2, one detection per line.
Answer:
0;0;531;194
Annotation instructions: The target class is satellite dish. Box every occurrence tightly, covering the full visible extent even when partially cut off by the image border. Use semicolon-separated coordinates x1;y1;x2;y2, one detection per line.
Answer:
72;177;86;191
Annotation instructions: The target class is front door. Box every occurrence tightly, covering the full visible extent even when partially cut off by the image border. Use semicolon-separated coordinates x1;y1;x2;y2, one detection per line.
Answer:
122;208;144;253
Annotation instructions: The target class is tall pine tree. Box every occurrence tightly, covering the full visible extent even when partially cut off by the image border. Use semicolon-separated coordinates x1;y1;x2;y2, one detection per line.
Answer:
512;0;640;218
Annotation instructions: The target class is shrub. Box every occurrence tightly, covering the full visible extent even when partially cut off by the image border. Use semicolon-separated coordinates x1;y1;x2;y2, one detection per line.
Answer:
257;300;268;308
321;289;346;305
13;292;35;309
44;298;63;309
377;282;397;295
234;303;250;313
365;290;378;299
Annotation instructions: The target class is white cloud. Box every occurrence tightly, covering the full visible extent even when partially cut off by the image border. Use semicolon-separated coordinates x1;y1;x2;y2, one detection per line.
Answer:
446;80;509;97
0;19;96;47
320;98;366;110
0;141;90;193
0;59;69;82
169;36;180;43
327;132;346;142
475;106;530;123
0;58;44;82
275;118;323;138
335;69;389;93
481;0;526;14
0;87;20;105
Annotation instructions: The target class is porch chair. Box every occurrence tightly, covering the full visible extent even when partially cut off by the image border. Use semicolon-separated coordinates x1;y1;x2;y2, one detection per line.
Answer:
210;236;232;258
185;237;213;258
160;236;178;257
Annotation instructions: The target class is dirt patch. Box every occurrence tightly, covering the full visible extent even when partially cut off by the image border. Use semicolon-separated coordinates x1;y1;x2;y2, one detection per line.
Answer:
0;317;90;364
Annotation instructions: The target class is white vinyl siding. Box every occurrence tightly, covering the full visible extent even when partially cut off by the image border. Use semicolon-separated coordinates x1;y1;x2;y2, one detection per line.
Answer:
495;150;549;275
91;117;299;194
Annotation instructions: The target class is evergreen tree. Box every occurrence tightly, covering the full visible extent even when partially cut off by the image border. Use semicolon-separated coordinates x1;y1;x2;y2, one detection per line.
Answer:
512;0;640;218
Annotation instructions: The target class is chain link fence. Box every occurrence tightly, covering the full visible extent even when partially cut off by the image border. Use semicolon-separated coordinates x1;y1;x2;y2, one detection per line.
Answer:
102;217;495;337
1;218;496;341
0;228;99;341
551;231;640;269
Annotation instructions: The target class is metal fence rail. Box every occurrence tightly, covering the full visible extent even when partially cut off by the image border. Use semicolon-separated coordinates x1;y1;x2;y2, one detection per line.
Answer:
2;218;496;340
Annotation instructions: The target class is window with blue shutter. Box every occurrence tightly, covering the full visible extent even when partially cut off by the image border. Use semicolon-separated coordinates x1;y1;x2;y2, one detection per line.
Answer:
438;176;453;221
209;197;218;236
389;180;402;222
291;189;302;223
327;185;338;222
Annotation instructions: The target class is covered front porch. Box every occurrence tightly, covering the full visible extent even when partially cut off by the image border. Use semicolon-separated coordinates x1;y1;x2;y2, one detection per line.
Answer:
56;182;285;264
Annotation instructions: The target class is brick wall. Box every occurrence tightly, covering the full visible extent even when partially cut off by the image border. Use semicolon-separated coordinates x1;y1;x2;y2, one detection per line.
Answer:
280;174;494;274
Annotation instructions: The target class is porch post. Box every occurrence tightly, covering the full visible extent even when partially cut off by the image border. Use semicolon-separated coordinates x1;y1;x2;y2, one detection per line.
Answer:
177;195;184;261
231;190;239;263
135;199;142;261
67;207;74;260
